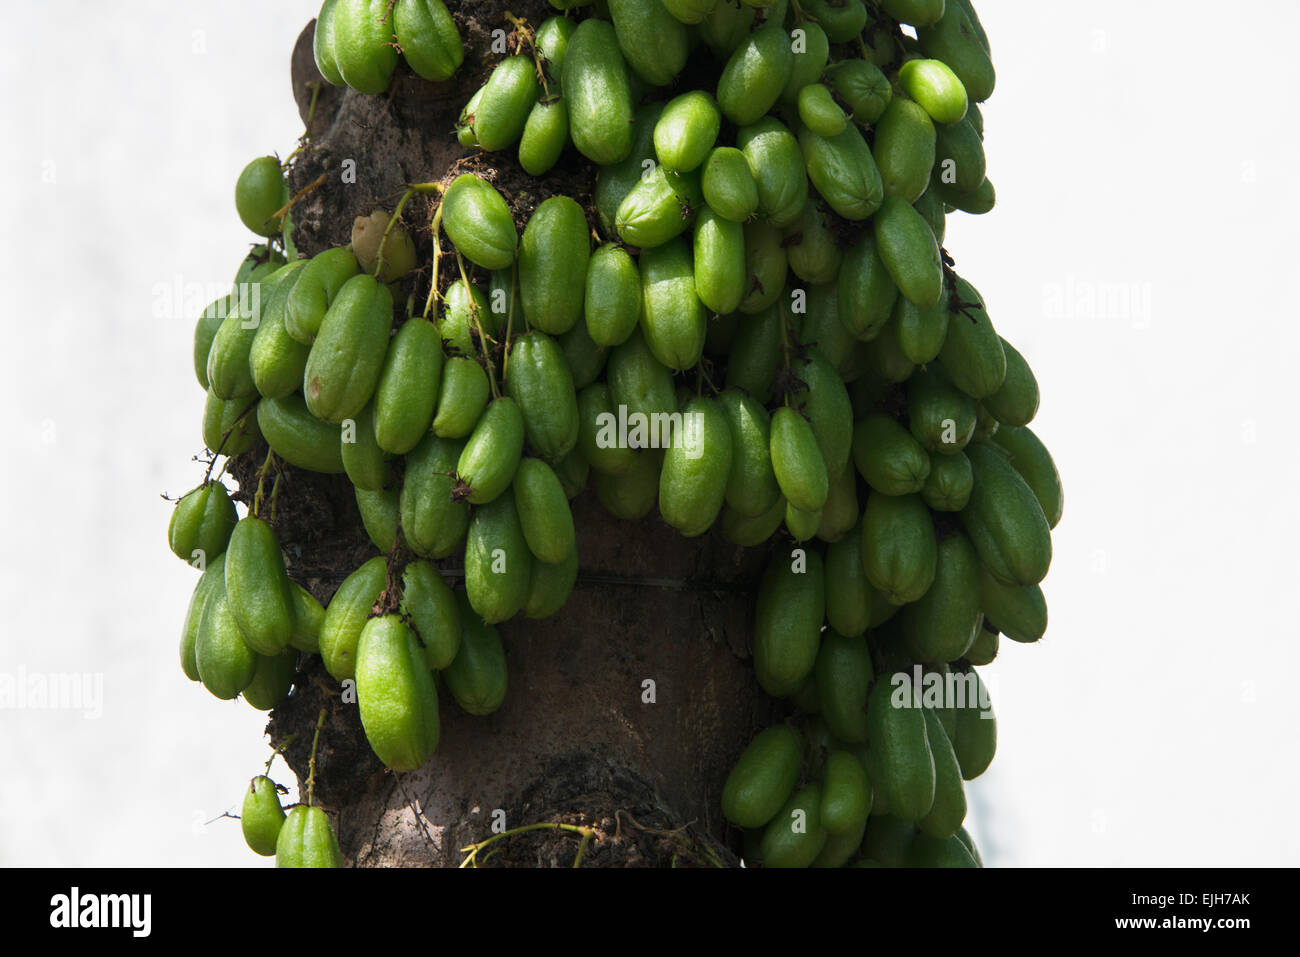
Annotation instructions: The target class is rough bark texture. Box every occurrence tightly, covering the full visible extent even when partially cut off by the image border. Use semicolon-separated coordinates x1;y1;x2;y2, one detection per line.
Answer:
244;1;786;867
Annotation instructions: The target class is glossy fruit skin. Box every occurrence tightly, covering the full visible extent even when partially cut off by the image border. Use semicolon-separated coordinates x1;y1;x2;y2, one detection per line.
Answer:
577;383;635;476
952;668;996;780
820;750;872;834
815;630;873;743
838;236;899;342
908;365;977;455
224;517;295;657
938;278;1006;399
721;725;802;829
873;196;943;308
393;0;464;82
800;124;885;221
288;582;325;654
760;783;828;867
693;207;747;315
825;59;892;124
785;201;843;286
738;118;808;228
441;174;518;270
401;435;470;559
902;531;984;664
207;262;295;401
562;19;634;165
399;561;461;670
616;165;702;250
513;458;576;563
585;244;641;348
202;389;261;455
594;103;663;235
235;156;286;237
457;397;525;505
661;0;717;24
699;148;756;225
655;91;721;172
979;566;1047;644
519;98;569;176
313;0;345;86
180;553;226;682
523;544;580;619
354;485;399;553
960;442;1053;587
770;407;829;514
918;708;967;839
519;197;591;335
330;0;398;95
304;274;394;424
632;239;705;371
195;591;257;701
861;492;937;605
918;3;996;104
983;337;1039;427
718;389;780;518
319;556;388;682
168;482;237;566
444;590;508;714
753;548;825;697
791;351;854;479
608;0;689;87
432;358;490;439
866;676;935;823
241;776;286;857
249;263;313;398
658;396;733;537
286;247;359;345
933;115;986;196
465;492;533;624
356;614;441;772
275;806;342;868
339;401;389;491
504;333;579;462
921;450;973;512
243;650;295;711
853;413;931;496
257;395;347;474
372;319;443;455
873;97;937;204
895;294;950;365
594;448;662;520
717;24;793;126
900;58;969;125
987;425;1063;529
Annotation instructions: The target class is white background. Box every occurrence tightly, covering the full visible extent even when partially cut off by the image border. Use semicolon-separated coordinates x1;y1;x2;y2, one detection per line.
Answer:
1;1;1295;867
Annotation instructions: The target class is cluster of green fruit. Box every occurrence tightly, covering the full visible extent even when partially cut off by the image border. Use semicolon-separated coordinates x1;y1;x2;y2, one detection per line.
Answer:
173;0;1061;866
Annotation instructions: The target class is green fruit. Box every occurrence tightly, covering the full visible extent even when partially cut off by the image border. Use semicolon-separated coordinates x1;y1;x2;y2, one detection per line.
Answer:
817;464;860;543
753;548;825;696
838;236;899;341
249;263;312;398
318;556;388;682
393;0;463;82
241;776;285;857
505;332;580;462
724;306;781;402
523;546;580;619
721;494;786;546
951;667;996;779
180;553;227;682
873;97;937;203
790;350;854;478
518;98;569;176
201;389;260;455
693;207;747;315
721;725;802;829
441;174;518;270
964;623;999;665
859;814;918;865
770;407;829;514
562;19;635;165
784;201;843;287
983;338;1040;427
866;676;935;822
873;196;943;308
519;196;590;335
304;274;394;424
313;0;345;86
760;784;828;868
816;630;873;743
825;58;892;124
902;532;983;664
917;3;996;103
658;396;733;536
607;326;677;423
699;0;755;55
979;566;1047;643
608;0;689;86
900;58;969;125
661;0;717;24
701;147;759;223
717;23;793;126
852;413;931;496
234;156;286;237
960;442;1053;586
585;244;641;347
554;446;590;500
513;458;576;563
905;831;979;867
356;614;441;771
782;21;829;102
813;815;868;868
738;224;789;315
275;806;342;868
718;389;780;518
921;450;973;512
168;482;237;565
933;115;986;195
243;649;295;711
193;298;229;390
400;560;461;670
288;582;325;654
785;501;822;542
224;517;294;657
457;397;525;505
616;165;702;250
535;15;576;81
465;492;533;624
285;247;359;345
444;591;509;714
594;103;663;235
594;448;663;520
472;55;539;151
908;365;977;455
257;395;347;474
401;434;470;559
332;0;399;93
820;750;872;834
987;425;1063;528
801;124;885;221
938;277;1006;399
207;263;294;400
431;357;490;439
861;492;937;604
655;91;721;172
638;238;708;370
340;401;389;491
738;118;808;227
914;184;948;246
895;295;950;364
439;279;492;357
804;0;868;41
354;486;399;553
195;591;257;701
578;383;636;476
882;0;945;26
795;283;861;382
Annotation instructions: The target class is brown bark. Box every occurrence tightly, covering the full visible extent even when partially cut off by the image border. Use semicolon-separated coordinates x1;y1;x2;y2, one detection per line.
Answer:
249;1;784;867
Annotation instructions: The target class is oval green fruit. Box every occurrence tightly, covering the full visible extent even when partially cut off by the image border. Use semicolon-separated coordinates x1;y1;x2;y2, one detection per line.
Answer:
753;548;825;696
457;397;525;505
873;196;943;308
401;434;470;558
275;806;342;868
400;560;461;670
987;424;1063;529
257;394;347;474
721;725;802;829
738;118;808;228
852;413;931;496
241;776;285;857
505;332;580;462
866;675;935;822
513;457;576;563
585;244;641;347
717;23;793;126
816;630;873;743
639;237;708;370
318;556;388;681
224;517;294;657
234;156;286;238
465;492;533;623
519;196;590;335
960;442;1053;586
394;0;463;82
168;482;237;566
444;590;509;714
195;591;257;701
658;396;733;537
769;407;829;514
861;492;937;605
332;0;398;93
902;531;983;664
701;147;759;223
304;274;395;424
562;19;635;165
441;174;518;270
356;614;441;771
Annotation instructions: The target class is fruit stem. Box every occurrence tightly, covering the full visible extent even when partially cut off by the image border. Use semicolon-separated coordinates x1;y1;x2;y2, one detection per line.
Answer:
251;448;278;519
458;822;596;868
270;173;327;224
502;265;518;382
305;707;327;809
456;251;501;399
264;735;297;776
373;187;417;280
422;203;445;321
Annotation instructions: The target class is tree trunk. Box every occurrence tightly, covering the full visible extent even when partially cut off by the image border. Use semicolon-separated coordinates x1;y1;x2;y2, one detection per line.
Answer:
250;1;781;867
